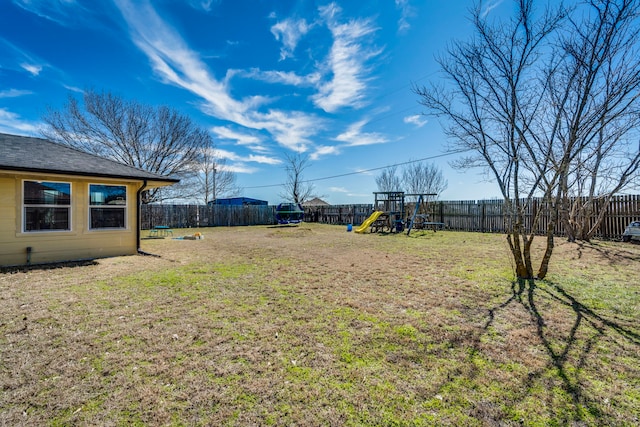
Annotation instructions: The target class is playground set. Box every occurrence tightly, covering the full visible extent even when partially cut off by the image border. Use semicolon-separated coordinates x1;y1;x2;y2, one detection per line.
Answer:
354;191;445;235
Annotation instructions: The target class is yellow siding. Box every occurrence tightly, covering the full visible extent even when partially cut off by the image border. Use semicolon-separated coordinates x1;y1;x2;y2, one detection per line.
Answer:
0;172;142;267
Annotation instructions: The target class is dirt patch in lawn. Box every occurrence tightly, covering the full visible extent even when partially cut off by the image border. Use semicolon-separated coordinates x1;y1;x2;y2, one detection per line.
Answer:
1;224;639;426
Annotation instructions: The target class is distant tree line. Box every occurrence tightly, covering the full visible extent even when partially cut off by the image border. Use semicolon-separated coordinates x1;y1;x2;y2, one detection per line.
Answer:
375;160;448;196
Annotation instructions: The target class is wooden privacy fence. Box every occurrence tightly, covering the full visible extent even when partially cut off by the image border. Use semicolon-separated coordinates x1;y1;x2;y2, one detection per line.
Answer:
141;204;276;229
425;195;640;239
141;194;639;239
303;204;374;226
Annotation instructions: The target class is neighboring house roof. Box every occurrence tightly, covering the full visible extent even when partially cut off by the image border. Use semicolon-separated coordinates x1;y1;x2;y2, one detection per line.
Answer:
0;133;179;184
304;197;330;206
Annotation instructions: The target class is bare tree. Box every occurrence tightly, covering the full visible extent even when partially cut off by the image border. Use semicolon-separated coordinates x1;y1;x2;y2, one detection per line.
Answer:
279;152;316;204
41;90;208;203
415;0;564;279
542;0;640;241
402;161;448;196
416;0;640;278
195;146;240;205
375;166;402;192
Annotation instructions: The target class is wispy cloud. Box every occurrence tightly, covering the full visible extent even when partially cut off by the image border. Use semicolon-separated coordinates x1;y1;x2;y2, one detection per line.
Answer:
222;163;259;174
334;119;388;147
212;126;261;145
62;84;84;93
329;186;348;193
1;37;48;77
214;148;281;165
404;114;427;127
481;0;504;18
395;0;415;34
241;68;320;87
114;0;323;152
270;17;310;61
20;63;43;76
311;3;382;113
0;108;40;135
12;0;101;28
188;0;218;13
310;145;340;160
0;89;33;98
211;126;272;153
259;110;321;152
354;167;375;176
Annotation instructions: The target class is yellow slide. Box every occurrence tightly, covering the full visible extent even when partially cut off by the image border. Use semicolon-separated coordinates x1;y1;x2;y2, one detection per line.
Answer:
354;211;384;233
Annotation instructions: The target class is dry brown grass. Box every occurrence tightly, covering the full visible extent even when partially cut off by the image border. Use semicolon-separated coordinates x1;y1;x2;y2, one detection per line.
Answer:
1;224;639;426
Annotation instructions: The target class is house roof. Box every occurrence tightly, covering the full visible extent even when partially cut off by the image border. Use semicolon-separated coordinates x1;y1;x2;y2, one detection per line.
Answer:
0;133;179;185
303;197;330;206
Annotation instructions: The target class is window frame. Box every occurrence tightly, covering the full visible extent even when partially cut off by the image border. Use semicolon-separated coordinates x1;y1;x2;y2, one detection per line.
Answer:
22;179;72;233
88;183;128;230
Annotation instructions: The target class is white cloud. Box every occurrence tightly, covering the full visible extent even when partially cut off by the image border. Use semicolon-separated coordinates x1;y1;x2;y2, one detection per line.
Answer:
12;0;103;28
395;0;415;34
114;0;323;151
222;163;259;174
211;126;261;145
214;148;281;165
354;167;375;176
62;84;84;93
188;0;218;12
20;63;43;76
310;145;340;160
258;109;321;152
242;68;321;87
0;108;40;135
329;186;349;193
1;38;53;78
334;119;388;147
481;0;504;18
311;3;382;113
404;114;427;127
246;154;282;165
270;18;310;60
0;89;33;98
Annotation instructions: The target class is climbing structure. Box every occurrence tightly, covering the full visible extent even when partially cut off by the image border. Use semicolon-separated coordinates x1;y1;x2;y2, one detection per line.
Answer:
405;193;443;235
370;192;405;233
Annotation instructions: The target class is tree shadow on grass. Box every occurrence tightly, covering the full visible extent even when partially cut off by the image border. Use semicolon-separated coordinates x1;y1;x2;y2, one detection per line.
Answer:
477;278;640;424
574;240;640;263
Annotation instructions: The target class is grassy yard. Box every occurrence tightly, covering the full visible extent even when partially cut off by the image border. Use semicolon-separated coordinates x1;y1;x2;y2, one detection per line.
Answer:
1;224;639;426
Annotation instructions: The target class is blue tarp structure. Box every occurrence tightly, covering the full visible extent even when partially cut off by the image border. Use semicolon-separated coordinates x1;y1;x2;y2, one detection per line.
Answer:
208;197;268;206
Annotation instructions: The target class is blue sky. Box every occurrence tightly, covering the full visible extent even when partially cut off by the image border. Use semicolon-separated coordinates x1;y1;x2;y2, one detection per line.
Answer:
0;0;506;204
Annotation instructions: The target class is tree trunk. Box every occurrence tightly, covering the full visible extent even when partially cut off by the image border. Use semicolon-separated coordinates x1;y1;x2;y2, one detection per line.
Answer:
537;222;555;279
507;225;536;280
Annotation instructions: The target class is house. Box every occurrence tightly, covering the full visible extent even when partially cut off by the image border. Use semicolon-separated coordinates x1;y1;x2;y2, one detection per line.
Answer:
303;197;330;207
0;133;178;267
208;197;268;206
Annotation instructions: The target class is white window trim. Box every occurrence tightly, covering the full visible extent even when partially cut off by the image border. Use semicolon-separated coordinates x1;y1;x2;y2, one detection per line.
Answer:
88;183;128;231
22;179;72;233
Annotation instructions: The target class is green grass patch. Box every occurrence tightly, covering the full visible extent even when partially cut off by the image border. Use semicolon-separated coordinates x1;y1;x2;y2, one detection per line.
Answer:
1;224;638;425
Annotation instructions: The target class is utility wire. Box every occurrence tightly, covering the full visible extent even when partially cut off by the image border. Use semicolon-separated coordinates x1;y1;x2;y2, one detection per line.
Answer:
243;147;468;189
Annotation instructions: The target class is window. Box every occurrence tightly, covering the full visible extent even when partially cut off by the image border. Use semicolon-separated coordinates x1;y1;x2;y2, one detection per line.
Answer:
23;180;71;232
89;184;127;229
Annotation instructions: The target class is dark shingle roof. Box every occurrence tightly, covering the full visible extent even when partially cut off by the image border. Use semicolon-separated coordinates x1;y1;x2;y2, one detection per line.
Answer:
0;133;179;183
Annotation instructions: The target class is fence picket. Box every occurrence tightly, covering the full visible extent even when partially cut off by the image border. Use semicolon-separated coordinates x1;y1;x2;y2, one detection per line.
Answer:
141;195;640;239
